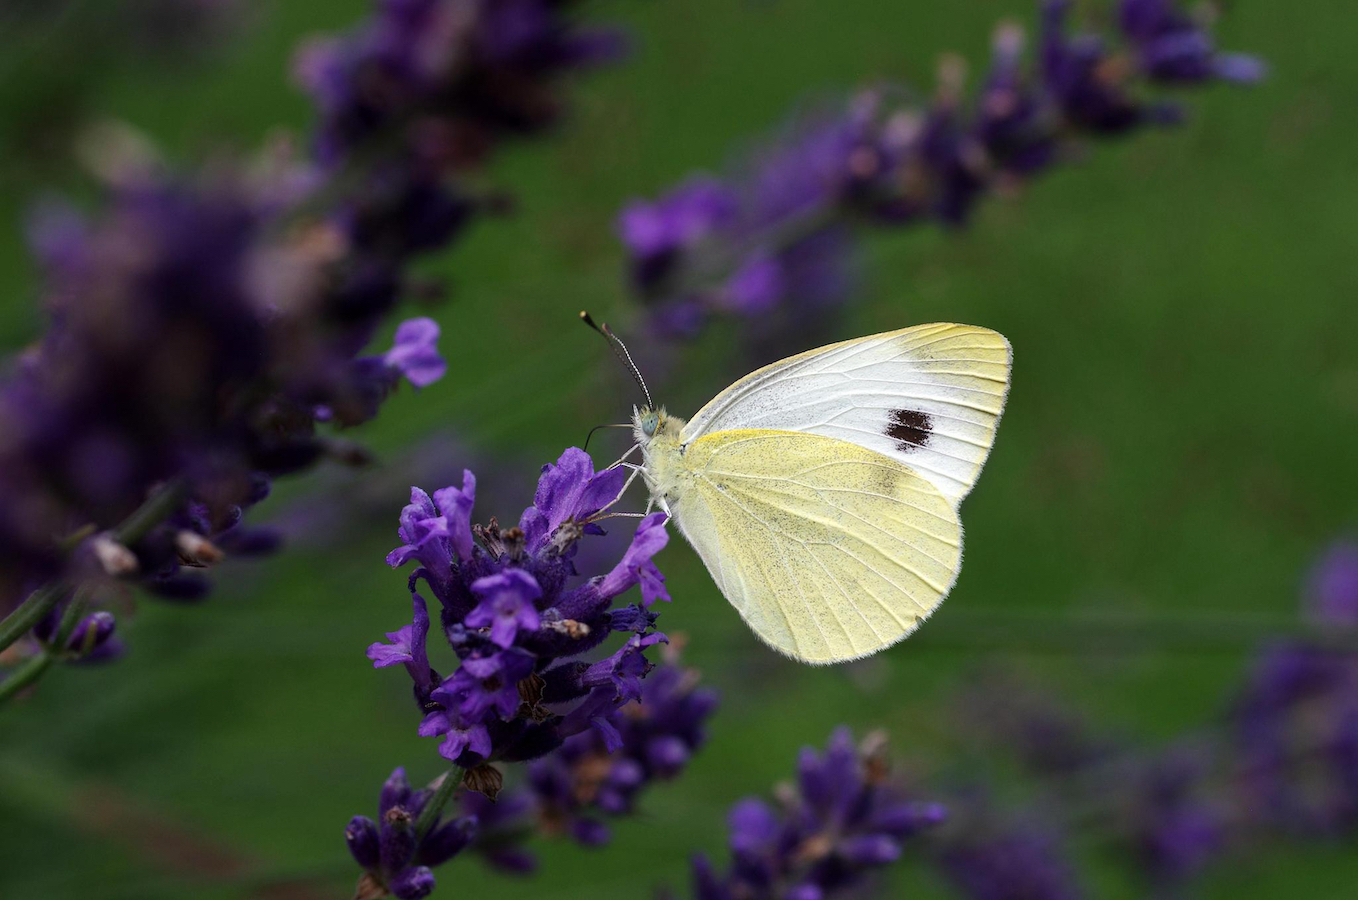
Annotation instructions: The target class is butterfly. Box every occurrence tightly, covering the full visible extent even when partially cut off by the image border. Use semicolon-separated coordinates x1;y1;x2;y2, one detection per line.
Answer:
585;317;1011;665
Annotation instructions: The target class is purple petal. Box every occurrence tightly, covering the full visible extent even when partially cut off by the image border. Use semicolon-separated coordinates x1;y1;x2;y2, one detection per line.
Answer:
367;624;416;668
598;513;670;604
520;448;626;551
432;470;476;562
384;317;446;388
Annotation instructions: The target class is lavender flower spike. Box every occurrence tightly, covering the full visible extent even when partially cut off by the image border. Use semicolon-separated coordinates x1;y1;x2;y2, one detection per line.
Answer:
376;448;673;776
347;768;477;900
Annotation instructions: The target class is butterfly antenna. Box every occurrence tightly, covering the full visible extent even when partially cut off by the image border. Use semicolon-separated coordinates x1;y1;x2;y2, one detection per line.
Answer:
583;422;631;452
580;310;653;408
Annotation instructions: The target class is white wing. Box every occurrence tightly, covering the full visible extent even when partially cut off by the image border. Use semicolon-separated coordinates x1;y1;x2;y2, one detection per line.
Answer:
679;323;1011;507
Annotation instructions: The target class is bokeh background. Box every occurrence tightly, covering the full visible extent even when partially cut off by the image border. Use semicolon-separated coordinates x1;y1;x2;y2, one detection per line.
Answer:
1;1;1355;897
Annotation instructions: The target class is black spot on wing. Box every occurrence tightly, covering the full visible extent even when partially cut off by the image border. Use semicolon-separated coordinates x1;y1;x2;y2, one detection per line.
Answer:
886;408;932;452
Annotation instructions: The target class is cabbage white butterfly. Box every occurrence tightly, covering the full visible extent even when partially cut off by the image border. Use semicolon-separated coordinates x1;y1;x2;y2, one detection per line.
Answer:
586;316;1011;665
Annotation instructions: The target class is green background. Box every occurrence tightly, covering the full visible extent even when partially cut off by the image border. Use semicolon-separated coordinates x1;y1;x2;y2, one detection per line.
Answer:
1;1;1355;897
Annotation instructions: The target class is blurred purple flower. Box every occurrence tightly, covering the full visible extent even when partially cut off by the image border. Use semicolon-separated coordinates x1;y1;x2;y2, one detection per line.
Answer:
1306;540;1358;626
1119;747;1226;891
934;814;1085;900
1231;642;1358;835
687;728;944;899
1118;0;1266;84
383;318;447;388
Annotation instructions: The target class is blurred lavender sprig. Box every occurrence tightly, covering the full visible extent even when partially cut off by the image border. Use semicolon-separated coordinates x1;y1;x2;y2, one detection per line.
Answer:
619;0;1263;339
682;727;945;900
0;0;626;695
936;539;1358;899
352;448;700;896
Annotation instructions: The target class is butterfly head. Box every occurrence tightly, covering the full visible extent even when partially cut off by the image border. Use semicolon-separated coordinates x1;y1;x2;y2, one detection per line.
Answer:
633;405;665;441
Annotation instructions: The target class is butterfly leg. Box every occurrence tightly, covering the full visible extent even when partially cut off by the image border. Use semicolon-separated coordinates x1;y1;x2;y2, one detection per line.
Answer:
591;462;643;519
604;442;641;471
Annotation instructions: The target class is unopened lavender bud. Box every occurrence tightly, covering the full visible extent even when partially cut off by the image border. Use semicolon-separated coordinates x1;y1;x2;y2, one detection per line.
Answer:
345;815;380;869
92;534;139;576
67;612;116;656
379;806;416;872
388;866;435;900
419;816;477;866
175;530;225;566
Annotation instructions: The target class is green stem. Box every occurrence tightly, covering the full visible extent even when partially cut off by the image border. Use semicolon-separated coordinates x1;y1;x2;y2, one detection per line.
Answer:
414;768;465;843
0;582;67;656
0;479;185;663
52;588;92;650
112;479;187;546
0;654;53;704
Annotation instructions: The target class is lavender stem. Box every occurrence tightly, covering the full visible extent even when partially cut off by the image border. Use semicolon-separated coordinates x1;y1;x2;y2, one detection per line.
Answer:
414;768;464;843
0;583;65;657
0;654;53;703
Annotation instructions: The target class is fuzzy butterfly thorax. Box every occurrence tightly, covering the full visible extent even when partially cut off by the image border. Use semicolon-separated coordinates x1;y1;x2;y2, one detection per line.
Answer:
633;406;691;515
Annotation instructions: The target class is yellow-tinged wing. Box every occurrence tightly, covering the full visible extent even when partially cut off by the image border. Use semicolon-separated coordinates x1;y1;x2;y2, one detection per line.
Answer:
679;323;1011;508
671;428;962;664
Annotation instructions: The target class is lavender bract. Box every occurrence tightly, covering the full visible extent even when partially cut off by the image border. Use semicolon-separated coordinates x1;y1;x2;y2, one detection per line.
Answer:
620;0;1262;339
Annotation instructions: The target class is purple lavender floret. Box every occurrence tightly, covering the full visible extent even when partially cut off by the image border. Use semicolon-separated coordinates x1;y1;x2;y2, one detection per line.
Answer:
346;767;477;900
428;653;715;875
31;597;121;664
377;448;672;773
687;728;944;899
1118;0;1266;85
621;0;1262;338
523;653;718;848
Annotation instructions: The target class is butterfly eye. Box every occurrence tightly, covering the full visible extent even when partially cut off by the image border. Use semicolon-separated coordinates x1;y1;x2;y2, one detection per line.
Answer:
641;414;659;437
